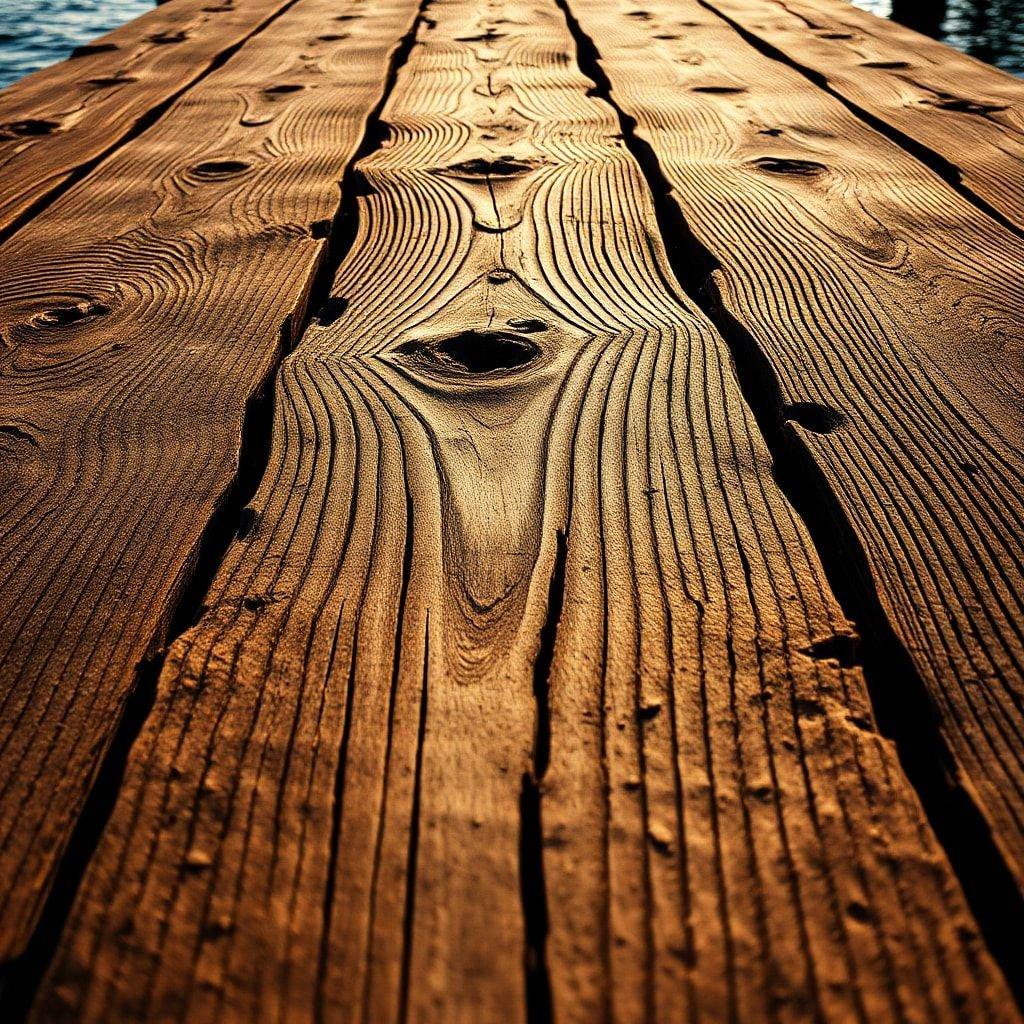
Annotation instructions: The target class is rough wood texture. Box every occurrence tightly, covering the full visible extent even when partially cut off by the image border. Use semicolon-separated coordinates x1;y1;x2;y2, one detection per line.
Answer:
0;0;301;239
29;0;1016;1020
566;0;1024;898
0;0;417;963
707;0;1024;233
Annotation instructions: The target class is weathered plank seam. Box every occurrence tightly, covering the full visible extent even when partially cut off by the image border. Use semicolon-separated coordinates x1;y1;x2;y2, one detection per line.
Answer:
555;0;1024;1005
698;0;1024;245
0;0;309;250
520;528;566;1024
0;4;431;1018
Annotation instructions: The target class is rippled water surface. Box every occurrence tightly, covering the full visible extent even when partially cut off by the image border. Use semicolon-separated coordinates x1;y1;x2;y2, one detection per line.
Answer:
0;0;1022;90
0;0;154;89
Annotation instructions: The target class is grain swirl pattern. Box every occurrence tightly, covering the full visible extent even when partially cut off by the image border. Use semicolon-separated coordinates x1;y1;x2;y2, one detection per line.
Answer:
0;0;418;963
566;0;1024;904
0;0;304;239
32;0;1015;1019
711;0;1024;233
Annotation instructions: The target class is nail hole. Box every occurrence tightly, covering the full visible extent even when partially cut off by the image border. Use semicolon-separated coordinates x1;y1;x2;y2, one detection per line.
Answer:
35;300;112;327
799;632;859;668
506;318;548;333
192;159;250;178
752;156;827;176
316;296;348;327
846;901;872;923
782;401;845;433
0;119;60;139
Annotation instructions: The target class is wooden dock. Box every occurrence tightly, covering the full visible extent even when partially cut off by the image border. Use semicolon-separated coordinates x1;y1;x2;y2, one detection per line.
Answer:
0;0;1022;1018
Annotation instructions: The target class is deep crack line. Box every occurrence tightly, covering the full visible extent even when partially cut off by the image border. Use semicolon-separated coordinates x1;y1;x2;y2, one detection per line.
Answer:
0;3;433;1021
553;0;1024;1007
519;529;566;1024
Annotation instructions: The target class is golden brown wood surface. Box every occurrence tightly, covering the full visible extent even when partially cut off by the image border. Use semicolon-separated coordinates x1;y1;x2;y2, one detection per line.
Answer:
0;0;302;239
708;0;1024;233
0;0;418;964
566;0;1024;904
23;0;1018;1021
0;0;1021;1020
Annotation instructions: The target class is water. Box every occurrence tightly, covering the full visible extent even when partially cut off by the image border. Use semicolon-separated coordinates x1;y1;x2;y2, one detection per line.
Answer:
0;0;154;90
851;0;1024;75
0;0;1021;89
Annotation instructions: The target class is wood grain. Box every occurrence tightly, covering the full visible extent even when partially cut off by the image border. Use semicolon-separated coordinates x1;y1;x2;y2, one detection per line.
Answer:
566;0;1024;902
0;0;418;963
0;0;303;240
32;0;1015;1019
708;0;1024;233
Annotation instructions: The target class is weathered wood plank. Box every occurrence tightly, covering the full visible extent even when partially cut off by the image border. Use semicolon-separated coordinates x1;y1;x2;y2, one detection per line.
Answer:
0;0;303;240
33;0;1015;1019
566;0;1024;905
707;0;1024;233
0;0;418;963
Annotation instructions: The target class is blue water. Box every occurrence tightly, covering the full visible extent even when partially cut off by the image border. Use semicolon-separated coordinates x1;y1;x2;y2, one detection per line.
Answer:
0;0;154;90
0;0;1021;89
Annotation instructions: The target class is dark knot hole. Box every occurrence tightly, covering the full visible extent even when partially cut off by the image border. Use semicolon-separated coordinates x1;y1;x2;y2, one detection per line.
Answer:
399;330;541;375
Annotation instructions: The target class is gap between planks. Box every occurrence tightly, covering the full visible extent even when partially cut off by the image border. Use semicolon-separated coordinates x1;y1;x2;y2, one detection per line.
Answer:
14;2;1015;1024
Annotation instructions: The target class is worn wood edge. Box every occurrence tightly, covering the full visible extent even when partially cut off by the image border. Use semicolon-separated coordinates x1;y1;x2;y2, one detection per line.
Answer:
0;0;301;239
25;0;1020;1018
565;0;1024;994
706;0;1024;234
0;0;420;967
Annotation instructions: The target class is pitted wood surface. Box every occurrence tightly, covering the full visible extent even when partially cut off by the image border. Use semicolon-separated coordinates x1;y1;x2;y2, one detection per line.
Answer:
0;0;302;237
0;0;418;962
0;0;1022;1019
565;0;1024;904
710;0;1024;232
25;0;1018;1021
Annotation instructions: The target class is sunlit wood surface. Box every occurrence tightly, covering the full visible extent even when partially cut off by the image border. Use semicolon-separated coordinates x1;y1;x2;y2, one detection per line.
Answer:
0;0;1021;1019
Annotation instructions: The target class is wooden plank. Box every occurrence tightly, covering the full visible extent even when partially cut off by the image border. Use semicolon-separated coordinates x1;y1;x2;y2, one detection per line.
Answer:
0;0;306;241
704;0;1024;233
565;0;1024;905
32;0;1014;1018
0;0;418;963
